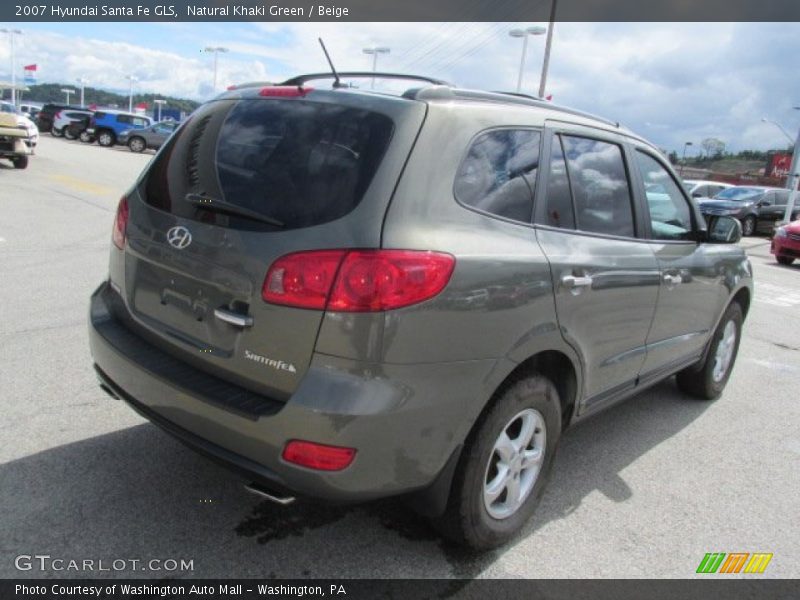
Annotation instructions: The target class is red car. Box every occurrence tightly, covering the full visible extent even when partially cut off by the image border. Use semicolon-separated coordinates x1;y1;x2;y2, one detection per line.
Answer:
771;220;800;265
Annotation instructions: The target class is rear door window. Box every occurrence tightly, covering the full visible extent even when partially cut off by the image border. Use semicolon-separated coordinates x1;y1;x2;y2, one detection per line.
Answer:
143;99;395;231
560;135;636;237
454;129;540;223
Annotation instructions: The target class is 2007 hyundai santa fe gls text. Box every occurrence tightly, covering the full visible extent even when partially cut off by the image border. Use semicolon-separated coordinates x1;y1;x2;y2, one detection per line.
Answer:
89;72;753;549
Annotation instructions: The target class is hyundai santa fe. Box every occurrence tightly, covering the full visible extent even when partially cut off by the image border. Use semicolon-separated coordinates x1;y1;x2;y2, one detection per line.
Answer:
89;72;753;549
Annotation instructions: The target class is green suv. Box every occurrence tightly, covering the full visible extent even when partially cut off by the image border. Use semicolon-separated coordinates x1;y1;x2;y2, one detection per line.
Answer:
89;73;752;549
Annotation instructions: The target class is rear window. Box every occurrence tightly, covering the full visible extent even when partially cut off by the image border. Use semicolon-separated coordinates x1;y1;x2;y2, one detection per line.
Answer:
143;99;394;231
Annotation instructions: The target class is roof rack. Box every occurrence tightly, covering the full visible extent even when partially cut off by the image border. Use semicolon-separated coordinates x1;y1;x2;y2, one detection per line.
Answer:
279;72;453;88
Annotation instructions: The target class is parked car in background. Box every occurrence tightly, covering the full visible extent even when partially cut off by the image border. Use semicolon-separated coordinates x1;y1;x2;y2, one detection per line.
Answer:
771;219;800;265
683;179;733;199
36;103;85;133
87;110;152;147
697;186;798;236
19;102;42;120
67;114;94;142
118;120;178;152
0;101;39;150
51;109;94;138
89;73;753;550
0;109;33;168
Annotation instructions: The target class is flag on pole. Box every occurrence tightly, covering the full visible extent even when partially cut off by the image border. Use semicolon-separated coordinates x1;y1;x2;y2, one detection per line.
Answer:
23;64;37;85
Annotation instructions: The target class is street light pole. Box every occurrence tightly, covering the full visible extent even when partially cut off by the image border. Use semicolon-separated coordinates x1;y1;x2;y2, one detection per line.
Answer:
781;108;800;225
1;28;22;105
761;117;794;145
154;99;166;122
509;27;547;94
76;77;88;107
203;46;229;92
538;0;558;98
680;141;693;176
125;75;138;112
362;46;390;89
60;88;75;104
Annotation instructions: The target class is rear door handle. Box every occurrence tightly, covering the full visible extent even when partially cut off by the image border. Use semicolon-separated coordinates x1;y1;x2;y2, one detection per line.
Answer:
561;275;593;289
214;308;253;328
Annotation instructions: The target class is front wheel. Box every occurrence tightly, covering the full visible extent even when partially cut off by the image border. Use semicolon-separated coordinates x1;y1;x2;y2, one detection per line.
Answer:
128;137;146;152
79;131;92;143
12;155;29;169
50;125;63;137
776;256;795;265
97;130;115;147
677;302;743;400
434;375;561;550
740;216;756;237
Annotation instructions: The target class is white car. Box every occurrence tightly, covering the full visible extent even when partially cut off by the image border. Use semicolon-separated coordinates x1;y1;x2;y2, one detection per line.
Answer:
0;101;39;149
683;179;733;199
51;109;93;138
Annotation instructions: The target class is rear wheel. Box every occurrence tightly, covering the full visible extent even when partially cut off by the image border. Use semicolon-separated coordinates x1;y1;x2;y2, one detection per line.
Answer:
128;136;146;153
64;127;77;140
97;130;115;147
740;216;756;236
776;256;795;265
12;155;29;169
50;125;63;137
434;375;561;550
79;131;92;143
677;302;743;400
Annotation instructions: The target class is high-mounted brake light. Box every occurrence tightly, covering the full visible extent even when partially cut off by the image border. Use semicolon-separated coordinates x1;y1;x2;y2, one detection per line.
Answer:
282;440;356;471
112;196;129;250
262;249;455;312
258;86;314;97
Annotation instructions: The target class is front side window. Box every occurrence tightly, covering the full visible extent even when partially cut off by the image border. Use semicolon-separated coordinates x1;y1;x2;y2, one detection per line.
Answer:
560;135;635;237
635;151;694;240
454;129;541;223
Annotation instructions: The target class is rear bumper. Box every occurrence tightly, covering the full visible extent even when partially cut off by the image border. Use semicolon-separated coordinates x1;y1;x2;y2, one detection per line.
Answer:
89;282;493;503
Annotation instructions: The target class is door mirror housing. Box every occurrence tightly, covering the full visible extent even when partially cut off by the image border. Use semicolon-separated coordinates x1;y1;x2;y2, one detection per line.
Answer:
706;215;742;244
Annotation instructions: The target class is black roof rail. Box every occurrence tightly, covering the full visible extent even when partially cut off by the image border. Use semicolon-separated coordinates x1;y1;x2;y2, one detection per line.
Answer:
279;72;453;88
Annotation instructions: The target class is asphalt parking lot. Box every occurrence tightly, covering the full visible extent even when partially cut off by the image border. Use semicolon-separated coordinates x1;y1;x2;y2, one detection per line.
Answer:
1;136;799;580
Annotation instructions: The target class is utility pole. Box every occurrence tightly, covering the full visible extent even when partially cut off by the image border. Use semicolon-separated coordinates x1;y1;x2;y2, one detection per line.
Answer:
1;28;22;105
538;0;558;98
76;77;88;107
126;75;138;112
782;125;800;225
509;27;546;93
680;142;693;177
362;47;390;89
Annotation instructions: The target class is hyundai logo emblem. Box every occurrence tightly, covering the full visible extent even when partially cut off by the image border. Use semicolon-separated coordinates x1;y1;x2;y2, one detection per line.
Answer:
166;225;192;249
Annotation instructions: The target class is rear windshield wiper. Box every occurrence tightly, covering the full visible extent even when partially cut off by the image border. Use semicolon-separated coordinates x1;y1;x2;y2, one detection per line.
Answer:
185;193;284;228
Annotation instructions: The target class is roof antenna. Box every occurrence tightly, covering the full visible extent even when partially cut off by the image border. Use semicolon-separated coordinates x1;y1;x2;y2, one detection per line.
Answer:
318;38;342;88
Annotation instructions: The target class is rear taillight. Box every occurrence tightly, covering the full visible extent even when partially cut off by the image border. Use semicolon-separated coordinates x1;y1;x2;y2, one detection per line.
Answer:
262;249;455;312
282;440;356;471
112;196;129;250
54;110;62;120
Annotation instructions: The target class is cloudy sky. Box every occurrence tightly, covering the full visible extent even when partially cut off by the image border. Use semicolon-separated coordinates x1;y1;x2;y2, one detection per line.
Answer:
2;21;799;154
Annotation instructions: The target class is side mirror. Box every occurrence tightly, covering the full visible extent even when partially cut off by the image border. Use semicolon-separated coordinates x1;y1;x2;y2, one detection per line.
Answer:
706;215;742;244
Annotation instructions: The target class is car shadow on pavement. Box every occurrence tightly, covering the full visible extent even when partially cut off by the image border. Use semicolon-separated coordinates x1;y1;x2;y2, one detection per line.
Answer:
0;379;711;580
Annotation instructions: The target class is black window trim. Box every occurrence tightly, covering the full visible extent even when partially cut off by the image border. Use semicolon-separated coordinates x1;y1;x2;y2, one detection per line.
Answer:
452;125;544;228
533;125;644;242
629;145;701;245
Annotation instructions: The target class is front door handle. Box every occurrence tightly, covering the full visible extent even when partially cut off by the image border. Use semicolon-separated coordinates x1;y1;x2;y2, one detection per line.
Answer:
663;273;683;286
214;308;253;328
562;275;593;292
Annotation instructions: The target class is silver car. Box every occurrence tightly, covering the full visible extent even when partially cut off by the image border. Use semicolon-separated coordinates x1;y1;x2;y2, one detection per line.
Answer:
118;120;178;153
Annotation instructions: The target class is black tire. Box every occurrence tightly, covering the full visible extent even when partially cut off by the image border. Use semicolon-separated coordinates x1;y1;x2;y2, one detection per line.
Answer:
434;375;561;550
676;302;743;400
50;125;63;137
97;130;115;147
776;256;795;265
128;136;146;153
740;216;756;237
64;127;77;140
13;155;29;169
79;131;92;143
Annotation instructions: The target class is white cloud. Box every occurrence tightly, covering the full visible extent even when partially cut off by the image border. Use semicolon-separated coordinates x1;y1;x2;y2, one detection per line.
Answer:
2;22;798;152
